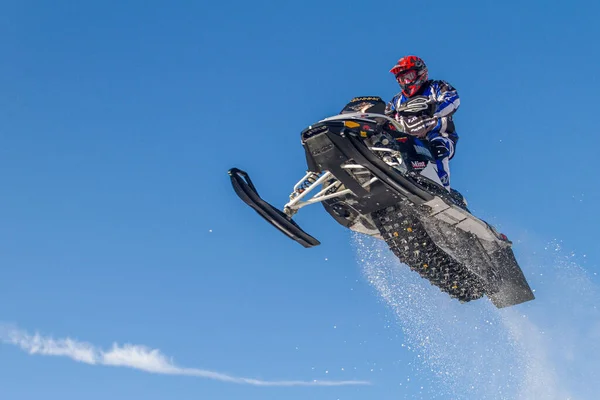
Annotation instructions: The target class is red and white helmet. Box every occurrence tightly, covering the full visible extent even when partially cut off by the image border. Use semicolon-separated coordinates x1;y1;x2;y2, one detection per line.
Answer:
390;55;429;97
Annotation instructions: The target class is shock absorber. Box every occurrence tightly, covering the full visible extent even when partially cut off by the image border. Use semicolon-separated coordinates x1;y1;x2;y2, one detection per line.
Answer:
297;172;321;193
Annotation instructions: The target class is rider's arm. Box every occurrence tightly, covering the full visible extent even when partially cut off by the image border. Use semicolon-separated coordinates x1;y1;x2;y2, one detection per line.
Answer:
432;80;460;118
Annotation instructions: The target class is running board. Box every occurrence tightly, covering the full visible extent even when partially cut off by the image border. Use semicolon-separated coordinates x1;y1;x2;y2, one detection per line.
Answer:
228;168;321;248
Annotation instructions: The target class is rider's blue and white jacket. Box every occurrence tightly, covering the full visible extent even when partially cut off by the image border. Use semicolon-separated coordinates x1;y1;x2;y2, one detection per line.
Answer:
385;80;460;143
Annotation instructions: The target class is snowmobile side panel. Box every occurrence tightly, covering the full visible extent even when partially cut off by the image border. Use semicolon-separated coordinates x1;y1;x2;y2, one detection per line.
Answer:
336;133;435;204
304;129;418;202
302;124;437;205
302;120;435;205
302;123;331;173
228;168;321;248
303;131;369;197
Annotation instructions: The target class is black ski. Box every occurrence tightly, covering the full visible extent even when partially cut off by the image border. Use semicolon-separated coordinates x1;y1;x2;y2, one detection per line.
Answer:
228;168;320;248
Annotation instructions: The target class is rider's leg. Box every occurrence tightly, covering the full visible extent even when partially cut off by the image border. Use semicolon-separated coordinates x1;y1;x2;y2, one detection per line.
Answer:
426;133;456;191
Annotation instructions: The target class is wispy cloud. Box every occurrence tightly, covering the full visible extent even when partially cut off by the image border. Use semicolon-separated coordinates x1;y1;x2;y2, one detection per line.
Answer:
0;324;370;387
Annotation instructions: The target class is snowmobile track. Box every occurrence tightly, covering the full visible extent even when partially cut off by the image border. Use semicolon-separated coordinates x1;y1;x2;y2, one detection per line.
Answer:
373;204;486;302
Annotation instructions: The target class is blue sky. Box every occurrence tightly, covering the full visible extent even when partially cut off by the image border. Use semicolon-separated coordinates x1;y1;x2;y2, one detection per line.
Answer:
1;0;599;399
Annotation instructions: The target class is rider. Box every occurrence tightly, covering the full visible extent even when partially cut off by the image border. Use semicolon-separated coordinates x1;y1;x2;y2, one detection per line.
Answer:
385;55;460;191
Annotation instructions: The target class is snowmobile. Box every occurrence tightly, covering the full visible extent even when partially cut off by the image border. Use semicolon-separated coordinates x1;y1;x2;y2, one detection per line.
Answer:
228;96;534;308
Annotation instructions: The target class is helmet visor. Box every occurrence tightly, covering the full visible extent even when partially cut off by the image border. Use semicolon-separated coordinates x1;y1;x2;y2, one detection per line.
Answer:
396;70;417;86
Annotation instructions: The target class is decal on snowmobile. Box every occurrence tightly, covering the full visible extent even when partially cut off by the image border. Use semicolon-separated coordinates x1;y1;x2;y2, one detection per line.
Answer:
411;161;427;169
311;143;334;156
350;96;381;102
229;96;534;309
303;124;328;138
347;102;376;112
